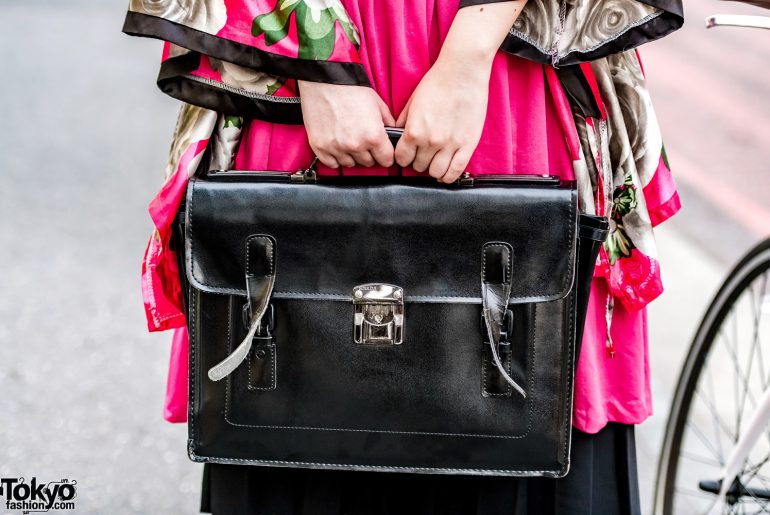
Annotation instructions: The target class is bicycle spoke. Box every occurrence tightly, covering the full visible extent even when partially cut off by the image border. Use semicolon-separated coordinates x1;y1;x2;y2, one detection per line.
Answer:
696;386;737;443
741;472;770;505
729;308;742;438
738;452;770;503
742;464;770;494
737;293;759;442
718;308;749;440
731;281;770;453
735;490;770;515
675;486;718;499
743;451;770;477
738;487;770;513
752;274;768;390
721;324;760;426
687;419;726;465
681;451;723;467
740;277;770;450
746;467;770;486
704;365;731;456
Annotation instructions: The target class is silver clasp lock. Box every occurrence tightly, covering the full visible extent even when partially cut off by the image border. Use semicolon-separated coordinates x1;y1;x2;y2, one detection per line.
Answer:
353;283;404;345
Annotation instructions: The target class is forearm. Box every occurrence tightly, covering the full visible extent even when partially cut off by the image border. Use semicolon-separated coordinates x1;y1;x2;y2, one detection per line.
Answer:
439;1;527;71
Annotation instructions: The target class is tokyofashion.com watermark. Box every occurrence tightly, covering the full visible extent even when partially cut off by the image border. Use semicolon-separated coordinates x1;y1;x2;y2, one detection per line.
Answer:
0;477;77;513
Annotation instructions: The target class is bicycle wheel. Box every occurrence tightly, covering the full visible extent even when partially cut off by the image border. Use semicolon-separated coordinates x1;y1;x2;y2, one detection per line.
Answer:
655;238;770;515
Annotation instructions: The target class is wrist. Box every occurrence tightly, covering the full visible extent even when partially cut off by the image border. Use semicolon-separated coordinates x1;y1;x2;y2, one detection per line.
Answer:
438;1;526;73
440;30;499;68
434;45;495;80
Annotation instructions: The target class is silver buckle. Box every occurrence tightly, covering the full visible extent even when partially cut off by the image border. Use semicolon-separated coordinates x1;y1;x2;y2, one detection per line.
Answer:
353;283;404;345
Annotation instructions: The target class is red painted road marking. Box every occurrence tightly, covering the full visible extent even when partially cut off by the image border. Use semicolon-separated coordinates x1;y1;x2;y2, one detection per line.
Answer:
672;152;770;238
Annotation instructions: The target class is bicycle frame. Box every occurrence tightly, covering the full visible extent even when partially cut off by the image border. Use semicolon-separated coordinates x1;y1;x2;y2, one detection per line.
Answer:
706;14;770;29
707;384;770;513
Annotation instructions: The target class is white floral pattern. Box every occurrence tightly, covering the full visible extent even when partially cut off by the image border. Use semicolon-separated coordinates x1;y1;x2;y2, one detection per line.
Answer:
129;0;227;33
209;58;284;95
165;103;217;179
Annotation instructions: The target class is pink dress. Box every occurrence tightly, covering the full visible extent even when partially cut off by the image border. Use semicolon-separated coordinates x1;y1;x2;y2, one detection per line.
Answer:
146;0;681;435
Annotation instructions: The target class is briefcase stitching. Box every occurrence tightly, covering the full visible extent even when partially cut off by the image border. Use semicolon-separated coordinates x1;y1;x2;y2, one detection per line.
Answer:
187;288;199;455
245;234;275;276
187;445;566;476
481;346;514;398
221;297;538;440
558;287;576;474
185;179;578;303
185;179;575;475
187;439;566;476
480;241;513;284
247;342;277;391
188;283;568;475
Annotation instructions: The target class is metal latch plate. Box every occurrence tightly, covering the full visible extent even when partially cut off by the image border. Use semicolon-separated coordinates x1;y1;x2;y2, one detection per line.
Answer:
352;283;404;345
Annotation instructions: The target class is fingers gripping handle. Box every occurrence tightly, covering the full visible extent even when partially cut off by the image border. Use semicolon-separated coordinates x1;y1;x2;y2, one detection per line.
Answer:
306;127;404;173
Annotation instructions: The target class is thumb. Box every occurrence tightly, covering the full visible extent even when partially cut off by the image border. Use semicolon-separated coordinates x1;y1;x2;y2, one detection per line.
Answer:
377;97;397;127
395;97;412;128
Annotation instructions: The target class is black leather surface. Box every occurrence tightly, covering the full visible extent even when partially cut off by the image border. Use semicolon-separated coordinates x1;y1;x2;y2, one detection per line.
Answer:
574;214;610;365
189;292;572;476
183;174;591;477
185;177;578;304
246;336;276;391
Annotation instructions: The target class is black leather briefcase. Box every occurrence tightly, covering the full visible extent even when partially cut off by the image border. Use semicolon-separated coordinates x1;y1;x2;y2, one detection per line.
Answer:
176;155;608;477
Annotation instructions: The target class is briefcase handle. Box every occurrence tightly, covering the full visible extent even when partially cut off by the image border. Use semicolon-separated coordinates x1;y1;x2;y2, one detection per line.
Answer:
305;126;403;176
205;127;561;187
298;127;560;187
385;126;404;148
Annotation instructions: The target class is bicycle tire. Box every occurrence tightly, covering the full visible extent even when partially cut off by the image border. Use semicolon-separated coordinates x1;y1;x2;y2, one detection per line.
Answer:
655;237;770;515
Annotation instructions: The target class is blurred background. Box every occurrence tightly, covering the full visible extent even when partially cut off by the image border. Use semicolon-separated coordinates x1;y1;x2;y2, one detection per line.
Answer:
1;0;769;513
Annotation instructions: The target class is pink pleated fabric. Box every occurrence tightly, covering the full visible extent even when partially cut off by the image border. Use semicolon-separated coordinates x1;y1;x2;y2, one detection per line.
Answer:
164;0;654;434
233;2;573;178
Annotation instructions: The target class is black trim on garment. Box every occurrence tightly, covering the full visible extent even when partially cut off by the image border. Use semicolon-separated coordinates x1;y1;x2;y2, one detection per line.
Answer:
501;10;682;66
555;66;602;119
157;53;304;125
457;0;683;66
458;0;519;6
122;10;371;87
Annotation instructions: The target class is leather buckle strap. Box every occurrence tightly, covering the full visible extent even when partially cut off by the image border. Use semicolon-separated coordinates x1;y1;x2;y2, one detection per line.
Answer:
481;242;526;398
207;235;276;382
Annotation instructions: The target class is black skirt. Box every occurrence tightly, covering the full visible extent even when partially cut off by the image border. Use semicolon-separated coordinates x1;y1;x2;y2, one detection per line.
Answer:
199;422;641;515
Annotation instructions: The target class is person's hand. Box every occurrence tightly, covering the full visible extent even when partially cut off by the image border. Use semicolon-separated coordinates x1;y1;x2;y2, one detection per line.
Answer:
394;0;527;183
298;80;396;168
394;57;491;183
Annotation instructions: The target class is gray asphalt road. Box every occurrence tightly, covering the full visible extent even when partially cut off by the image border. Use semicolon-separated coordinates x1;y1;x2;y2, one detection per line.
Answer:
642;0;770;265
0;1;199;513
2;1;769;514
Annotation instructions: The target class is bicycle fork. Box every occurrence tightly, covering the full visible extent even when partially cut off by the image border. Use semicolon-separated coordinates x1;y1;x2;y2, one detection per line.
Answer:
707;384;770;513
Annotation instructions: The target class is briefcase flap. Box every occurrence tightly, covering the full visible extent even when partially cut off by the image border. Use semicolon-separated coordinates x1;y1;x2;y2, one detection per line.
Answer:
184;175;578;305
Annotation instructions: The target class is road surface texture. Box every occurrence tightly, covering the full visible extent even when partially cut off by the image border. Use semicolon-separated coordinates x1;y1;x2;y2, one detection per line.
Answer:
0;1;768;513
